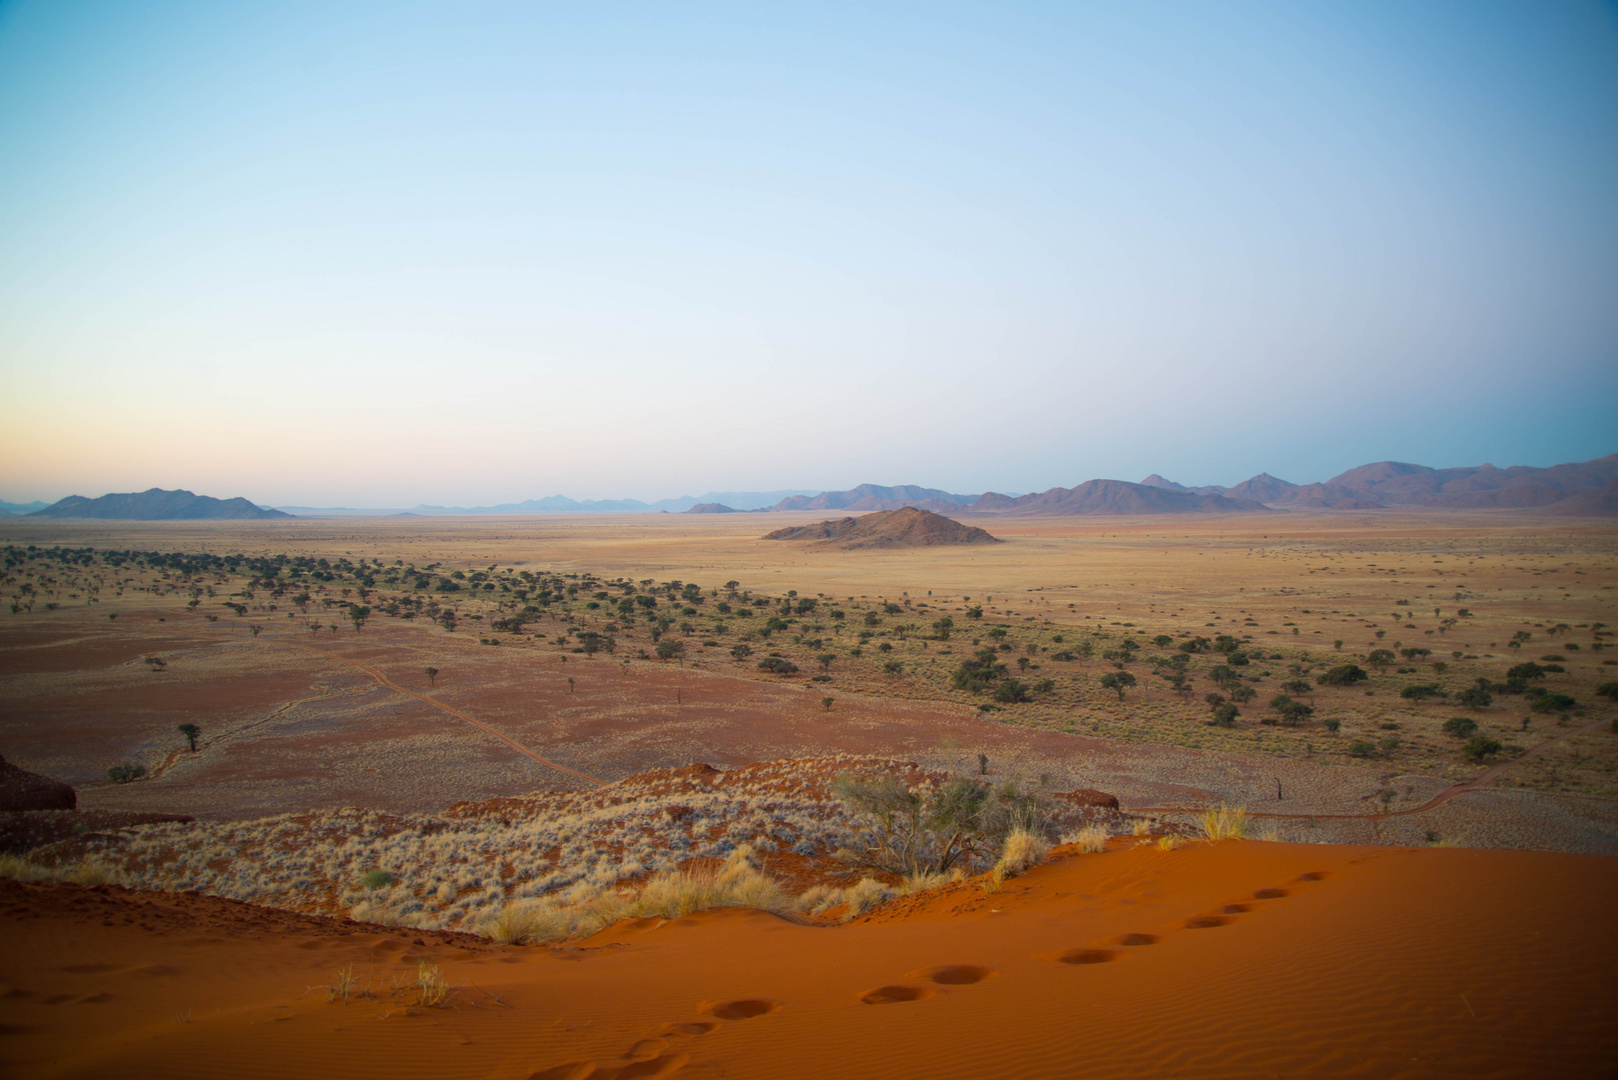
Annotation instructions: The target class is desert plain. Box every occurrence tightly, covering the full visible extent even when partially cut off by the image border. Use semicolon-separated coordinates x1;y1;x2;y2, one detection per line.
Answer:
2;509;1616;1078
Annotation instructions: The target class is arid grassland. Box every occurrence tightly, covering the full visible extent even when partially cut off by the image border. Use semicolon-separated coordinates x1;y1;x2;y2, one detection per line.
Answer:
4;512;1615;794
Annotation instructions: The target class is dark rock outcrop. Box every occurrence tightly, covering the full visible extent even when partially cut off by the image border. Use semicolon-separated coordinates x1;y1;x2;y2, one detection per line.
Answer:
0;755;76;812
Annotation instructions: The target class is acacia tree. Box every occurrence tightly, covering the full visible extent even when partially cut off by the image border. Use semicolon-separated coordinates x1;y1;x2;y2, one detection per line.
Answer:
1099;671;1137;700
177;723;201;752
425;666;439;687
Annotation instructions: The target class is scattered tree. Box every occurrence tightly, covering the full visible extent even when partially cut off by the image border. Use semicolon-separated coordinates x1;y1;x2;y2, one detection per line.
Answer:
1098;671;1137;700
177;723;201;752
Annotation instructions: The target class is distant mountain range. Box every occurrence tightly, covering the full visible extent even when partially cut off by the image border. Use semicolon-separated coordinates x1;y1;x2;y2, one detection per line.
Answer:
21;489;289;521
6;454;1614;521
1123;455;1618;513
275;489;821;516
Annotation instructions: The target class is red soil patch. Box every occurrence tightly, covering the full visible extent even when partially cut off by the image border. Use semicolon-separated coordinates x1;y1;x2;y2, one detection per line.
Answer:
2;841;1613;1079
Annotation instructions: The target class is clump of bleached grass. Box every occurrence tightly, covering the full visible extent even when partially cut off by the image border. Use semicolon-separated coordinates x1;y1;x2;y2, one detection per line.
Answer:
995;828;1049;878
1200;804;1248;843
1061;824;1110;854
0;854;122;886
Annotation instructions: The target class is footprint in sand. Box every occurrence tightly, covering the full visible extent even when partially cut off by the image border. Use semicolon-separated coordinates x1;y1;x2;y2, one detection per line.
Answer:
702;998;778;1020
1053;948;1119;965
859;984;935;1005
528;1053;691;1080
529;1007;746;1080
1113;932;1159;946
1183;915;1233;929
914;965;995;986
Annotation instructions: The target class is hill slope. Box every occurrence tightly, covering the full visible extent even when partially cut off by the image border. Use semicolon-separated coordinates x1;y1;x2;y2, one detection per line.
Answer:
981;479;1268;517
763;506;1001;548
28;488;291;520
771;484;978;513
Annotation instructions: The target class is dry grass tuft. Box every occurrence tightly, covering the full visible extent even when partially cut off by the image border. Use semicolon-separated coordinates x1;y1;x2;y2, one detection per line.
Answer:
415;960;450;1008
1131;818;1153;837
1200;804;1248;843
994;828;1050;879
1062;824;1110;853
1156;835;1184;851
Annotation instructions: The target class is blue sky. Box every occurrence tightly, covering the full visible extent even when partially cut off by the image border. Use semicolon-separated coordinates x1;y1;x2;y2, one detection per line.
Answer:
1;1;1614;505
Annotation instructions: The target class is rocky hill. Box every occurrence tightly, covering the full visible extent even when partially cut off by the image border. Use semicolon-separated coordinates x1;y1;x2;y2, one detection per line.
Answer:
980;479;1268;517
769;484;979;513
762;506;1002;548
27;488;291;520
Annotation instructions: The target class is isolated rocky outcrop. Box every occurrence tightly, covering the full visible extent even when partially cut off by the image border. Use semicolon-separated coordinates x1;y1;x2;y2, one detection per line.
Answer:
763;506;1001;549
684;503;739;514
0;755;76;812
29;488;290;520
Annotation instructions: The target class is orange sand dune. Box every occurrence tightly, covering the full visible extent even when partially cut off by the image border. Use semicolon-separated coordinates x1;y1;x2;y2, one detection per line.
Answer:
4;840;1614;1079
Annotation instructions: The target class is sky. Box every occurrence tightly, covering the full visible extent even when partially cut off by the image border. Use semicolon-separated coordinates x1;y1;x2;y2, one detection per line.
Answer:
1;1;1615;507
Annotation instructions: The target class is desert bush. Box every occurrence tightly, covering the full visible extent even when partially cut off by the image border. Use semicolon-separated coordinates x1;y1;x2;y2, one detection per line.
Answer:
1596;681;1618;702
1207;703;1240;727
832;770;1052;876
1200;804;1247;842
1131;818;1152;837
1531;692;1576;713
1400;684;1447;702
1463;736;1503;762
360;869;398;890
1442;716;1479;739
1348;740;1376;758
1317;664;1367;686
1155;835;1183;851
107;763;146;783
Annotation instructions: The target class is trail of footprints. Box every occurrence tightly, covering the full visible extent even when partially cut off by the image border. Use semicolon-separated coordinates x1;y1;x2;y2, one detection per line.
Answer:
1050;870;1329;968
528;871;1332;1078
528;998;778;1080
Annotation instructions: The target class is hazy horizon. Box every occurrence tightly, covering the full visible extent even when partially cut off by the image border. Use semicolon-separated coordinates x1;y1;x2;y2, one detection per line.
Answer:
3;2;1615;506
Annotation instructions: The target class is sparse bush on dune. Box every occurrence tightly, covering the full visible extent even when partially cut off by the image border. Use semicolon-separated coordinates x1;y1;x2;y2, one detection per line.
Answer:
994;827;1049;878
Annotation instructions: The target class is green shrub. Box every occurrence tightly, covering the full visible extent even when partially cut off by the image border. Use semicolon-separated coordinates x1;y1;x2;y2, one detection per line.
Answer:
1462;736;1502;762
1317;664;1368;686
361;870;398;890
107;763;146;783
1531;692;1575;713
1348;740;1376;758
1442;716;1478;738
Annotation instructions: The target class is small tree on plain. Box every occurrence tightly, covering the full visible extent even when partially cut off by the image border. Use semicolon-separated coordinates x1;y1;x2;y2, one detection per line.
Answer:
177;723;201;752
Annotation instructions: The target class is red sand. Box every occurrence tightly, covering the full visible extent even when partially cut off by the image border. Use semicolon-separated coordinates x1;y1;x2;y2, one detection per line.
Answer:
3;839;1613;1079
